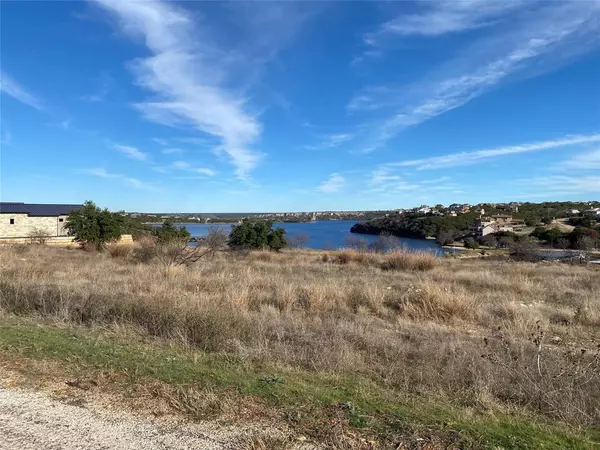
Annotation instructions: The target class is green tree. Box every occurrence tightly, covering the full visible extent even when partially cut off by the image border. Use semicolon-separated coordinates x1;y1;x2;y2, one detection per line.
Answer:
524;216;540;227
568;227;598;249
541;216;554;225
228;219;287;251
436;230;455;246
152;220;191;243
463;237;480;249
66;201;124;250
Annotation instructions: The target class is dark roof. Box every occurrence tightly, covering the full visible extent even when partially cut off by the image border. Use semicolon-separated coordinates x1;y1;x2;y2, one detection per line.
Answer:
0;202;81;217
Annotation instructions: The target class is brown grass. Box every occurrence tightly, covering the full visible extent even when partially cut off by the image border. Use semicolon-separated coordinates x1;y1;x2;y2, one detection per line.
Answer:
0;245;599;427
107;243;133;258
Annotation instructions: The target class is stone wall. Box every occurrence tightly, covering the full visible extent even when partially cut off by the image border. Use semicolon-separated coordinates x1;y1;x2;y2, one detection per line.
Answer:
0;213;69;238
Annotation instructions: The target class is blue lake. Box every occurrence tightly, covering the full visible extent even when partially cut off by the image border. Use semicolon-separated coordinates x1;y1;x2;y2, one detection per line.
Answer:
174;221;450;254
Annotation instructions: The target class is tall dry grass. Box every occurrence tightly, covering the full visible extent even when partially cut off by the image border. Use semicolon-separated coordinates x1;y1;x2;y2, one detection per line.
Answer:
0;244;598;425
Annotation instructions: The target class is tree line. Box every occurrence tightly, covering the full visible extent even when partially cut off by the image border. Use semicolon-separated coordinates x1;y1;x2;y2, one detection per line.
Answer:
65;201;289;251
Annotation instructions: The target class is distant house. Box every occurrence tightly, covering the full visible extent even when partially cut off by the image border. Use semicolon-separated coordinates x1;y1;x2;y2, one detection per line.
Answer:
490;214;512;224
470;219;498;237
0;202;81;240
449;203;471;213
584;208;600;217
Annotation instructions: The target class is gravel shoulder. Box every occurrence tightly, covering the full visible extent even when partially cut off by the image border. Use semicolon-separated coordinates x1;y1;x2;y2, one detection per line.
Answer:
0;387;270;450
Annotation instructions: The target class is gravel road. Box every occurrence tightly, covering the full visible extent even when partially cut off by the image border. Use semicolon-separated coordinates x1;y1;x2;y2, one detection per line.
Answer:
0;387;259;449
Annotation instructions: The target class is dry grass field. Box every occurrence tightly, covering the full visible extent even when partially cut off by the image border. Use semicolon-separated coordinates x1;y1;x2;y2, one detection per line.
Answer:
0;244;599;448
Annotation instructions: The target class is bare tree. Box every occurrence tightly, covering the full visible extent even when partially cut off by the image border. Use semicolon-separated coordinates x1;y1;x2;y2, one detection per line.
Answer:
370;233;402;253
344;235;369;252
480;234;498;248
576;236;595;251
288;232;310;249
509;240;541;262
435;231;455;246
27;227;52;245
203;227;228;255
555;237;570;250
156;227;227;267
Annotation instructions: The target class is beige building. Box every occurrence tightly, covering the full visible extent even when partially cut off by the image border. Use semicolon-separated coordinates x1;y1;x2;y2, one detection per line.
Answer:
0;203;81;239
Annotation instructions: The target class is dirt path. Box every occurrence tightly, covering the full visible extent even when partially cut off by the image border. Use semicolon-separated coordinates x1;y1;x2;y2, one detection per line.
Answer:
0;387;268;450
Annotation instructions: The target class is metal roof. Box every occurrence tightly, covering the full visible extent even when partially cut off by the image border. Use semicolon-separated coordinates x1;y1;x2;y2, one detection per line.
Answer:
0;202;81;216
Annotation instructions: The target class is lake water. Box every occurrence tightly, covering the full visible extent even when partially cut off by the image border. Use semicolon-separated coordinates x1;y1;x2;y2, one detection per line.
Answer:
175;220;449;254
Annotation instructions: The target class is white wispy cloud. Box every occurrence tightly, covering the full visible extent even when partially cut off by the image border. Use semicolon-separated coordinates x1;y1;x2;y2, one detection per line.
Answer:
93;0;261;178
161;147;184;155
93;0;315;179
365;0;526;42
386;134;600;170
558;148;600;170
351;2;600;151
154;160;216;177
153;138;168;146
0;71;43;110
305;133;354;150
317;173;346;193
82;167;157;190
193;167;216;176
83;168;119;178
114;144;148;161
421;176;451;184
527;175;600;195
369;167;400;186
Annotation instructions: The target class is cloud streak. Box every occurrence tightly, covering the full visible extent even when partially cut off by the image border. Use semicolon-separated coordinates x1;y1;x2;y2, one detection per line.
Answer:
365;0;526;41
352;1;600;151
0;72;43;110
386;134;600;170
558;148;600;171
93;0;315;179
317;173;346;193
305;133;354;150
153;160;216;177
82;168;157;190
93;0;261;179
114;144;148;161
527;175;600;195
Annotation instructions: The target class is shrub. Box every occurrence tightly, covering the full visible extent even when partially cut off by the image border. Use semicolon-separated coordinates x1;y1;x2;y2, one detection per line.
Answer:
463;237;480;249
381;250;437;271
509;241;541;261
288;232;310;249
480;234;498;248
344;235;369;252
155;228;227;267
576;236;595;251
107;243;132;258
568;227;598;249
152;220;191;243
203;227;228;254
228;220;287;251
336;250;353;264
436;230;455;246
132;237;157;263
27;227;52;245
370;233;402;253
66;200;123;250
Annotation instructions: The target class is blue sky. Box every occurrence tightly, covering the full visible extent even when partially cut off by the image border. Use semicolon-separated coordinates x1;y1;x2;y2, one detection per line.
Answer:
1;0;599;212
